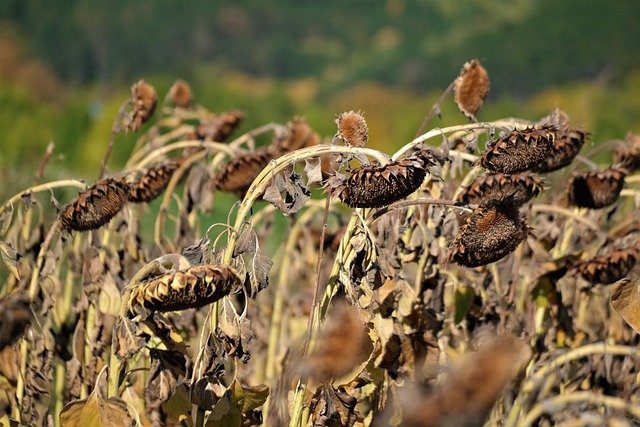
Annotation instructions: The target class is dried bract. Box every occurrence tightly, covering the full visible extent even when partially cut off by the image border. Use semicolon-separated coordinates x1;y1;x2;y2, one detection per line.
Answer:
574;247;639;284
335;111;368;148
447;203;529;267
480;126;555;174
457;173;543;207
211;148;275;197
0;292;32;351
454;59;490;120
336;150;435;208
128;158;185;203
613;132;640;173
128;264;242;314
59;178;130;231
168;79;192;109
124;79;157;131
565;168;626;209
533;127;587;173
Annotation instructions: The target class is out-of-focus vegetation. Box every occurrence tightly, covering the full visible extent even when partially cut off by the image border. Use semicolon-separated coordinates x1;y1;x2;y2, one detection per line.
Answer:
0;0;639;200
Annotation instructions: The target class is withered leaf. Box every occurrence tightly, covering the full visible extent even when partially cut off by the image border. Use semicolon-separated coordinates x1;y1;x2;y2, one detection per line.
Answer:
234;228;258;257
147;349;188;402
0;242;24;280
0;203;12;234
304;157;324;186
249;252;273;297
262;170;310;216
59;387;132;427
114;315;147;359
610;278;640;334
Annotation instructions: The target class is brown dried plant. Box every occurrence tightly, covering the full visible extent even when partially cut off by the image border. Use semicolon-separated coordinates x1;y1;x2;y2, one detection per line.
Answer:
454;59;490;120
59;177;130;231
2;62;639;427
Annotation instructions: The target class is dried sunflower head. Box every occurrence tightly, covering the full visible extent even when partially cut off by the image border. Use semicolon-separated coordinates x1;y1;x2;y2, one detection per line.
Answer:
574;247;639;284
613;132;640;174
195;110;244;142
128;158;185;203
447;203;529;267
168;79;193;108
124;79;157;131
532;127;588;173
271;117;321;153
334;111;368;148
565;168;626;209
211;148;275;198
335;149;435;208
480;126;555;174
59;178;130;231
457;173;543;207
128;264;242;315
454;59;490;120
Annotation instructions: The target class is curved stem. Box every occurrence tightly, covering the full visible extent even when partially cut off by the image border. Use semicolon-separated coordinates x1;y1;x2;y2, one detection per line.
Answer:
0;179;88;218
393;119;530;161
368;198;471;224
520;392;640;427
131;140;235;170
414;80;456;138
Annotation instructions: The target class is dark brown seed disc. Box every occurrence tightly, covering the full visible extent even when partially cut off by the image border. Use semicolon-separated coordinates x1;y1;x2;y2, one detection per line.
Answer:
575;248;639;284
457;173;543;207
454;59;490;119
565;168;626;209
212;148;275;197
59;178;130;231
338;150;433;208
447;203;529;267
533;128;587;173
129;264;241;314
195;110;244;142
480;126;555;174
129;159;184;203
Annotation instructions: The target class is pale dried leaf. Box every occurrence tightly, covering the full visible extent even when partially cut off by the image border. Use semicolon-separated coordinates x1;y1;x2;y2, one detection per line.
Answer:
0;204;13;234
610;278;640;334
0;242;23;280
59;388;132;427
114;316;146;359
304;157;324;186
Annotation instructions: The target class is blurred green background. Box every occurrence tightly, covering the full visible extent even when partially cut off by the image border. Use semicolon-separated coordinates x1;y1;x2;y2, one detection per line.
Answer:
1;0;638;203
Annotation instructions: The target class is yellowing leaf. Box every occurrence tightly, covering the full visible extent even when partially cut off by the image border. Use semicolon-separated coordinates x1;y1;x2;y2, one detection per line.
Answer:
59;388;132;427
610;278;640;334
454;285;475;325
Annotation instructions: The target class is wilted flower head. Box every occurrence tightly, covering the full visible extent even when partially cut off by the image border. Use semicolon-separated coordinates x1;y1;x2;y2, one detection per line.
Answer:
168;79;193;108
124;79;157;131
334;111;368;148
454;59;490;120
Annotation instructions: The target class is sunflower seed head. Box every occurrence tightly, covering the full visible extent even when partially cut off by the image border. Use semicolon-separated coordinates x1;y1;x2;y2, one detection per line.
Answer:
480;126;555;174
335;111;368;148
59;178;130;231
565;168;627;209
454;59;490;120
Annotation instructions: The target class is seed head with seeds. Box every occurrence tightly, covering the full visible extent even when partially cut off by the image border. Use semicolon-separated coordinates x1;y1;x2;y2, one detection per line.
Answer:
334;110;368;148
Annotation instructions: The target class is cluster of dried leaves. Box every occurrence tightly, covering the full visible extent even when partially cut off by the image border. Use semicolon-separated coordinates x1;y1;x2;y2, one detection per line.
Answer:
1;61;639;427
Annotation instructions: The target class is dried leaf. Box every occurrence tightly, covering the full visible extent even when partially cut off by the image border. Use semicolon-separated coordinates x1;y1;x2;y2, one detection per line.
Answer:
234;228;258;257
0;292;31;351
249;252;273;297
304;157;324;186
0;203;13;234
0;242;24;280
59;387;132;427
263;170;310;216
114;315;147;359
610;279;640;334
